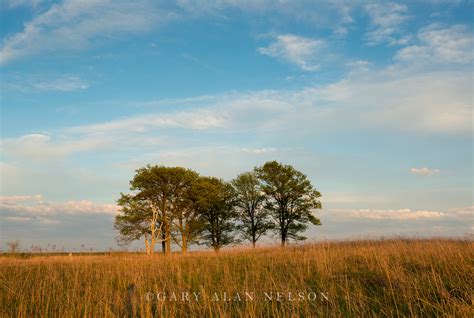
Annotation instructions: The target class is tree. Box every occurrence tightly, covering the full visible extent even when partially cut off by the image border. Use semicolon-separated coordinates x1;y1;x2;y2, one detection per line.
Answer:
115;194;165;255
117;165;202;255
168;168;203;254
255;161;322;246
7;240;20;253
195;177;237;252
231;171;272;247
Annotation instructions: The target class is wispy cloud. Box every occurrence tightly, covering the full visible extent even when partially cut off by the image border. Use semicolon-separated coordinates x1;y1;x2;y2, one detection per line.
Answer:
410;167;440;177
0;194;43;203
4;215;60;225
1;1;351;66
2;67;471;168
1;194;119;217
258;34;324;71
2;133;109;160
3;0;46;8
5;216;34;222
1;109;229;164
312;205;474;239
0;0;166;65
323;206;473;221
395;24;474;65
176;0;357;28
70;109;228;134
365;2;410;45
31;75;89;91
58;68;474;138
240;147;276;155
334;208;445;220
4;74;90;92
317;70;471;134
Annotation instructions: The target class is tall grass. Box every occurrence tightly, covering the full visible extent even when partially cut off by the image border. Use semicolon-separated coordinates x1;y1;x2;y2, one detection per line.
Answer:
1;239;472;317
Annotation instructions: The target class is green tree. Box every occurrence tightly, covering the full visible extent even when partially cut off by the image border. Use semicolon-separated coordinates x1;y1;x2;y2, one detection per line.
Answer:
255;161;322;246
231;171;272;247
195;177;237;252
168;168;203;254
115;193;165;255
116;165;203;255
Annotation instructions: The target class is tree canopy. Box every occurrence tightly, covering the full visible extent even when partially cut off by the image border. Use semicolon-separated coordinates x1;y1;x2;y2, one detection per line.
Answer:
255;161;322;246
194;176;238;251
115;161;322;254
231;171;272;247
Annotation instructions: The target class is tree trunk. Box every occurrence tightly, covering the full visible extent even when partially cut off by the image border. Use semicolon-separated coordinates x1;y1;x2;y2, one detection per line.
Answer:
145;236;150;255
181;233;187;255
149;220;156;255
150;236;155;255
149;203;159;255
165;221;171;255
252;240;256;248
281;223;287;247
281;232;286;247
161;232;166;254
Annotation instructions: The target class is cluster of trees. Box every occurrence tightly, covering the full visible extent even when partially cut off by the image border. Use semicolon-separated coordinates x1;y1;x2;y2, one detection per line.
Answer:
115;161;322;254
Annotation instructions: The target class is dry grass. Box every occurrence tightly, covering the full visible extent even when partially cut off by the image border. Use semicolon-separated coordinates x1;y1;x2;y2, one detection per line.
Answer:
1;239;473;317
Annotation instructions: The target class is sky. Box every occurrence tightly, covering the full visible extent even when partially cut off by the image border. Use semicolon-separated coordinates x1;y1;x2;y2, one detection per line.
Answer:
0;0;473;251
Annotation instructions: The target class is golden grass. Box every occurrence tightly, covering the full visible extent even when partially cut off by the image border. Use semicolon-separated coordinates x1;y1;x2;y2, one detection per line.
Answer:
1;239;473;317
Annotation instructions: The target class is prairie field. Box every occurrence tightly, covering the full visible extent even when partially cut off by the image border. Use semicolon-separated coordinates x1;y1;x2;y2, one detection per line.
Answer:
1;239;473;317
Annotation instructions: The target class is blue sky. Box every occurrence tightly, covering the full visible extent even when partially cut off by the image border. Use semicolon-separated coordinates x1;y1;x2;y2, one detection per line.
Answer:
1;0;473;251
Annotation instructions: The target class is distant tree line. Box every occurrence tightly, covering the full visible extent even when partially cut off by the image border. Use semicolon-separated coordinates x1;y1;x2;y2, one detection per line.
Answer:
114;161;322;254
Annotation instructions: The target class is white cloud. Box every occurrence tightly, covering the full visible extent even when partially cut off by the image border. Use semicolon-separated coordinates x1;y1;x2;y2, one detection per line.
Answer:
39;218;61;225
312;70;472;134
4;0;45;8
395;24;474;64
2;69;471;168
240;147;276;155
176;0;356;27
332;2;353;24
4;74;89;92
0;0;166;65
1;1;355;66
1;195;119;216
70;109;227;134
2;133;108;160
365;2;409;45
346;59;371;71
410;167;440;176
0;194;43;203
333;26;348;37
5;216;33;222
32;75;89;91
347;208;445;220
4;215;61;225
130;69;472;137
447;205;474;216
323;206;474;221
311;205;474;239
258;34;324;71
1;111;225;163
